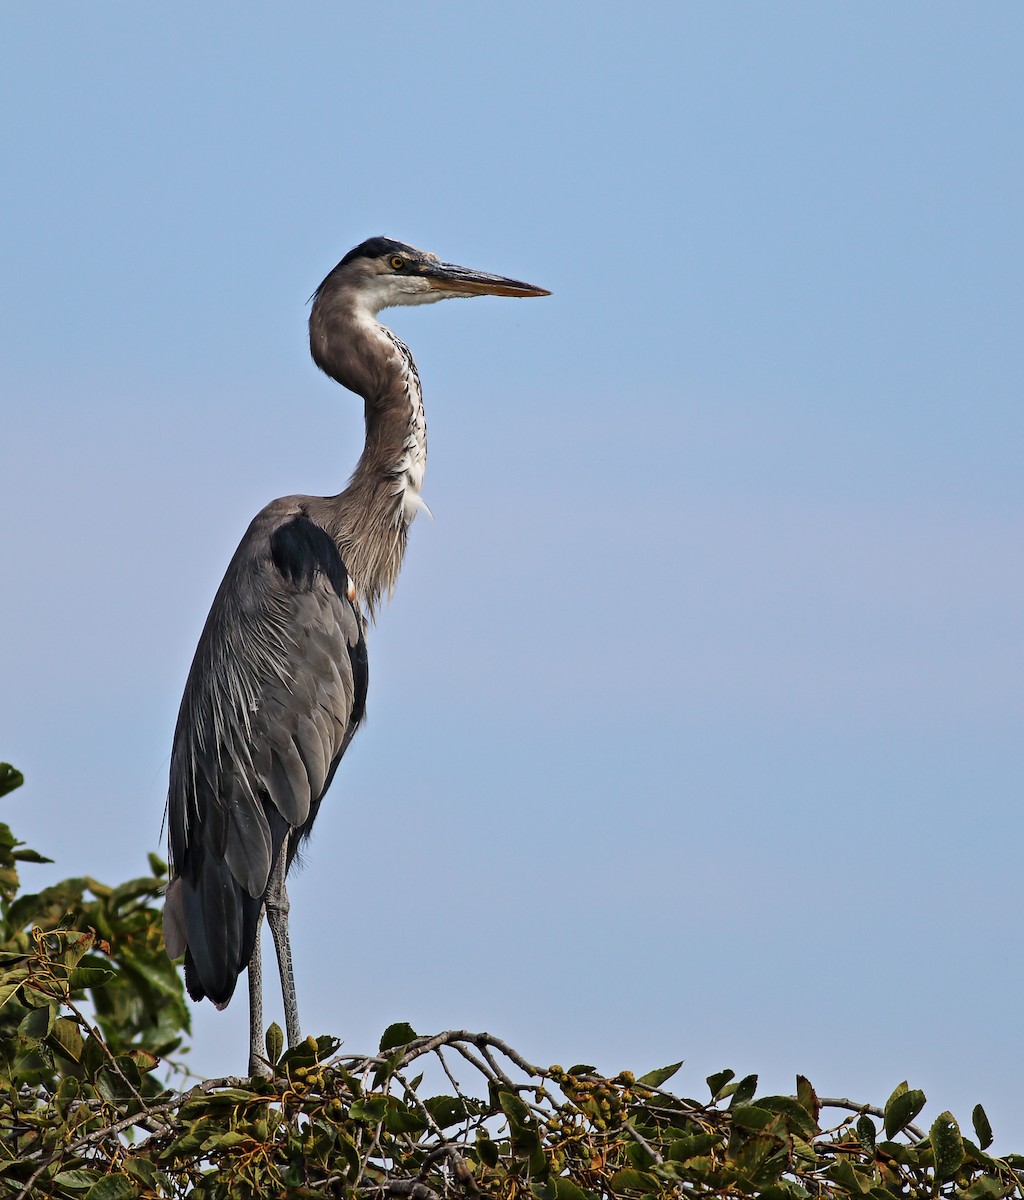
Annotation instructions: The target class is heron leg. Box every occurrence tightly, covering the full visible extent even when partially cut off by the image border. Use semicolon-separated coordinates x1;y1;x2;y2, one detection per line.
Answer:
265;835;302;1049
247;910;270;1078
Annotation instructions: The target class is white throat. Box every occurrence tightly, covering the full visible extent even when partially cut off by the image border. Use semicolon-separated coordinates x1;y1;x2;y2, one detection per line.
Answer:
378;324;429;527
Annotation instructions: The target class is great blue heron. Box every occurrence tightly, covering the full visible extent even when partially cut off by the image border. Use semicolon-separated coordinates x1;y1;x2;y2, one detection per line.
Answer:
163;237;549;1075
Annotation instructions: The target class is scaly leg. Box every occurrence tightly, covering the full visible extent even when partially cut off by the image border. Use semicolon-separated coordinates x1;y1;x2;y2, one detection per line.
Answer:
247;911;270;1077
265;835;302;1049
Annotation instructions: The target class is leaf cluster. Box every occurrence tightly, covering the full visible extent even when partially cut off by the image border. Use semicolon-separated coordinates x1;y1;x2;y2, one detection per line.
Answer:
1;762;1022;1200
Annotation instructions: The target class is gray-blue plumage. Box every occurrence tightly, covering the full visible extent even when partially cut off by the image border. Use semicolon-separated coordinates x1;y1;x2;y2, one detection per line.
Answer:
164;505;366;1006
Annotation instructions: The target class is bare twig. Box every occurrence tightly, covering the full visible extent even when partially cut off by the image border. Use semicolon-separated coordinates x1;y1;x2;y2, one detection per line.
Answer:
478;1044;515;1089
360;1180;441;1200
819;1097;925;1142
436;1047;471;1105
623;1118;664;1165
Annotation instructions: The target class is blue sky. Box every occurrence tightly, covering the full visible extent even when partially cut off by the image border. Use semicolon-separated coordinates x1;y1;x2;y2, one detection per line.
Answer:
3;3;1023;1146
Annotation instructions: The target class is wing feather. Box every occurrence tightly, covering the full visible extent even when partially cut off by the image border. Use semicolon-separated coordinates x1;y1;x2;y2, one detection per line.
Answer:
164;501;368;1005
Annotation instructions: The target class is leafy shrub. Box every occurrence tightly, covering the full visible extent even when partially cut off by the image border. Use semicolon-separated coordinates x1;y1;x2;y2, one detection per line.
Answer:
0;763;1020;1200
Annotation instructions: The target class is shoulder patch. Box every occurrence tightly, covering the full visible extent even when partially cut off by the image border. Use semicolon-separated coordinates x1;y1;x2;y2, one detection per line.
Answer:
270;516;350;598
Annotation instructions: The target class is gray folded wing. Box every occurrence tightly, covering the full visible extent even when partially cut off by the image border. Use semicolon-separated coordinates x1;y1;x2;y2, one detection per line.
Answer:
164;501;367;1005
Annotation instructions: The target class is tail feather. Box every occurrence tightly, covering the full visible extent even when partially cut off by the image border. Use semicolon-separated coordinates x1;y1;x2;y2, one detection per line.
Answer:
180;855;262;1005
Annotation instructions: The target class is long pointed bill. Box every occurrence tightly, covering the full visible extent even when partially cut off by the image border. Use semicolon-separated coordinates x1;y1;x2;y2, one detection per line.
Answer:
424;262;551;298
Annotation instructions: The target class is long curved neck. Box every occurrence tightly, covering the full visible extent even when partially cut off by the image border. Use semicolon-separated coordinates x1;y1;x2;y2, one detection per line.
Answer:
308;299;428;618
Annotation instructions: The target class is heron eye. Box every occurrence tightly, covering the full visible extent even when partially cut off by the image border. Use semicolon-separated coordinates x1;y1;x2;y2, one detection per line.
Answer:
389;256;405;270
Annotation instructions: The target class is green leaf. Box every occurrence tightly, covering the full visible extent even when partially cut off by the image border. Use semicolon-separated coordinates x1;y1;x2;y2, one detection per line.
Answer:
379;1020;418;1052
203;1130;251;1149
0;764;25;797
828;1159;873;1194
12;847;53;864
498;1088;542;1168
122;1158;158;1187
115;952;182;998
795;1074;818;1118
759;1189;806;1200
637;1060;683;1088
265;1021;284;1067
384;1096;427;1134
350;1094;389;1122
68;965;117;990
331;1129;361;1181
730;1073;758;1107
54;1169;103;1189
757;1095;819;1137
498;1088;532;1129
856;1114;877;1154
85;1176;139;1200
883;1083;926;1139
972;1103;993;1151
962;1176;1011;1200
7;882;87;931
931;1111;965;1180
19;1002;55;1038
789;1134;817;1169
0;976;28;1009
732;1104;774;1131
147;852;168;878
81;1029;107;1076
552;1179;591;1200
423;1093;471;1128
729;1131;781;1180
279;1033;340;1072
476;1132;499;1168
50;1015;84;1062
125;1047;159;1073
707;1068;735;1100
608;1168;658;1192
370;1051;403;1089
113;1053;143;1091
624;1141;654;1170
668;1133;721;1161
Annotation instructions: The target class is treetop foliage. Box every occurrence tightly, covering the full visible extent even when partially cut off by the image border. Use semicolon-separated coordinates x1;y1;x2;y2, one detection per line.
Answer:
1;761;1020;1200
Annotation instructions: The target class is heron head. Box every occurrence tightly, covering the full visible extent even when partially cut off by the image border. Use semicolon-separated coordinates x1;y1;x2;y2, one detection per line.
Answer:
313;236;550;315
